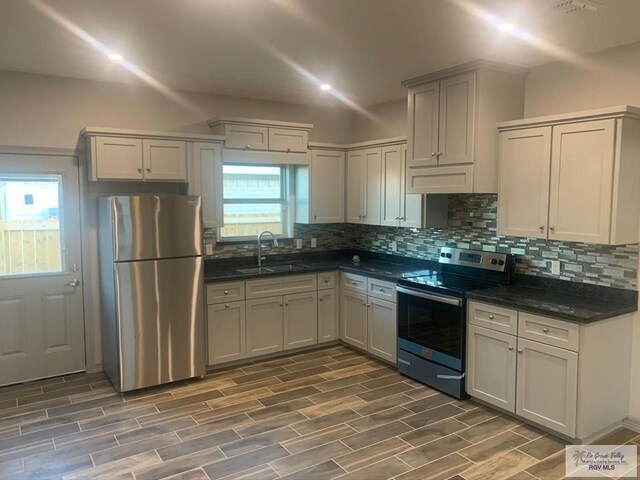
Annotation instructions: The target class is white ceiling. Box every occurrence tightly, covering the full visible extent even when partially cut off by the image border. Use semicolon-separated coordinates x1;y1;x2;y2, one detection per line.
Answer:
1;0;639;106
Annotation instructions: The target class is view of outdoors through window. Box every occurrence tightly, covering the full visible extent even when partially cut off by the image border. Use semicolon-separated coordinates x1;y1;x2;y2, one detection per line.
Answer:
0;176;63;276
220;165;286;239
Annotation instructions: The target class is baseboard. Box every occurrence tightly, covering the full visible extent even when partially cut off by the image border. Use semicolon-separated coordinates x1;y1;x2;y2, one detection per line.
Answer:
86;363;103;374
622;416;640;433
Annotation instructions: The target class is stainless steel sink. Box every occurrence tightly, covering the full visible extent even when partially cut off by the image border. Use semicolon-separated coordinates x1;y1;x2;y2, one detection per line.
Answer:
235;264;307;275
235;267;274;274
266;264;307;273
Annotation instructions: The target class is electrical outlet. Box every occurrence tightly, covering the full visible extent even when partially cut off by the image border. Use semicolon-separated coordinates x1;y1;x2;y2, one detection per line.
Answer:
295;239;302;249
391;240;397;252
550;260;561;275
205;243;214;256
311;238;317;248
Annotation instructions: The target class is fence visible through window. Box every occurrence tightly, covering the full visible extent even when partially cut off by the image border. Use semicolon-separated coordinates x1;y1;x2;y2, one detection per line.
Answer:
0;175;64;277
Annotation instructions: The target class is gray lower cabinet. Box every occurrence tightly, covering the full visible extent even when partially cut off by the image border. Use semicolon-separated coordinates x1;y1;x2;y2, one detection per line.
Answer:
341;290;368;350
207;301;246;365
367;298;397;363
516;337;577;437
318;289;338;342
284;292;318;349
466;324;516;412
246;297;284;356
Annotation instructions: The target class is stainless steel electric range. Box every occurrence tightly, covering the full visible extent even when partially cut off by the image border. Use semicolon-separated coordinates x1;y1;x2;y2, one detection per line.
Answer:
396;247;512;399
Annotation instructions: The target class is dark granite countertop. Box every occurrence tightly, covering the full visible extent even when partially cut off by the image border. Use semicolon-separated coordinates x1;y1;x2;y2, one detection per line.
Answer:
466;275;638;324
205;250;638;324
204;250;437;283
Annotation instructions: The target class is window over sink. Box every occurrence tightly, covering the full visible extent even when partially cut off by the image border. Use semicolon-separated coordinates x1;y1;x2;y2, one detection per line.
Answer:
218;164;291;241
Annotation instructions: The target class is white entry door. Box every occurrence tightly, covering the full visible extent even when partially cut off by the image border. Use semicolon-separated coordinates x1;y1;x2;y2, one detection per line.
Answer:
0;153;85;386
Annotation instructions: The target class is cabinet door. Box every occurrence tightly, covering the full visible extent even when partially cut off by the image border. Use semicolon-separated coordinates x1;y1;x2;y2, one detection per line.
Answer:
497;127;552;239
268;128;308;153
516;338;578;437
188;142;223;229
367;298;397;364
548;120;615;244
346;150;365;223
381;145;402;226
466;325;517;413
311;150;345;223
438;72;475;166
246;297;283;357
284;292;318;350
400;144;423;228
318;289;338;343
407;82;439;167
364;148;382;225
340;290;367;350
224;124;268;150
142;139;187;181
95;136;143;180
207;301;245;365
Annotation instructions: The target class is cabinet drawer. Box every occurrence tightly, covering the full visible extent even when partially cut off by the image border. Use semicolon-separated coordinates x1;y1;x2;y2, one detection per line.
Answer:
268;128;308;153
518;313;580;352
467;301;518;335
367;277;397;303
206;281;245;304
317;271;337;290
341;272;367;294
246;274;317;300
224;124;268;150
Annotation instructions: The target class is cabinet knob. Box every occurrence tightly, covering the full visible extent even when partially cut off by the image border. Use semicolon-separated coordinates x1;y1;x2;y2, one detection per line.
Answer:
137;168;142;173
431;152;436;157
508;345;513;350
225;304;230;308
286;148;291;153
224;290;229;295
379;288;384;292
319;298;323;302
279;303;283;307
146;168;151;173
518;348;523;353
549;226;555;232
542;327;550;333
244;145;251;150
314;215;317;219
285;303;289;307
367;304;371;308
539;225;545;231
488;314;494;320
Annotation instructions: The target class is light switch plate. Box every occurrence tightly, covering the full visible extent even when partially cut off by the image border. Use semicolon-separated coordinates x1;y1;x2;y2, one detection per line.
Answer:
295;239;302;249
205;243;214;256
551;260;561;275
311;238;317;248
391;241;397;252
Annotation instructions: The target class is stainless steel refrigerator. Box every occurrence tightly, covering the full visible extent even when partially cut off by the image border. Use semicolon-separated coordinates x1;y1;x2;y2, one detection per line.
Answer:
98;195;205;392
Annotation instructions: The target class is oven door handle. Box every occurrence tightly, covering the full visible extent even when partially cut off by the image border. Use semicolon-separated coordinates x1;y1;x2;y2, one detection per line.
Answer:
395;286;462;307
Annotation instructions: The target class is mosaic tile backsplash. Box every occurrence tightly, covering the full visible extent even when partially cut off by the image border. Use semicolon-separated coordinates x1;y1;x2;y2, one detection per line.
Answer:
205;194;638;290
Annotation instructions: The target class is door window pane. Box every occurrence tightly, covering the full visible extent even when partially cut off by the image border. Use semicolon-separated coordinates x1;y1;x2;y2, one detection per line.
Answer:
0;176;64;276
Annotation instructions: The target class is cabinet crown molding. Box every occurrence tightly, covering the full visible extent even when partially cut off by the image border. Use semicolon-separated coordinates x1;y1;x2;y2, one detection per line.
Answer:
308;136;407;151
401;59;529;87
81;126;225;143
497;105;640;130
207;116;314;131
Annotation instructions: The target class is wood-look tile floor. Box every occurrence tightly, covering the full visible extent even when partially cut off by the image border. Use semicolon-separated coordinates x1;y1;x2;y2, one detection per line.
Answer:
0;346;637;480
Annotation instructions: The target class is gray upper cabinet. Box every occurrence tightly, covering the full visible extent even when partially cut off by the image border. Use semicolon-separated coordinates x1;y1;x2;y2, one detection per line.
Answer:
498;107;640;245
403;60;527;194
82;127;223;183
208;117;313;153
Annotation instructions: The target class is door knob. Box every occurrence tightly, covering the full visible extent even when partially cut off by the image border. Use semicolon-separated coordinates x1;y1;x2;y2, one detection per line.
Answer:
66;278;80;288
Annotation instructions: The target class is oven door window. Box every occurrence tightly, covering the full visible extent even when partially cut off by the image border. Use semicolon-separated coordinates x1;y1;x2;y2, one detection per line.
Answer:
398;292;463;368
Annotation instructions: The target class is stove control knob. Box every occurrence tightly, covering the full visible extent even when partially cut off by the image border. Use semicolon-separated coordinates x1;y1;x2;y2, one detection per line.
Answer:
490;258;498;265
445;253;452;259
498;259;505;266
440;252;446;257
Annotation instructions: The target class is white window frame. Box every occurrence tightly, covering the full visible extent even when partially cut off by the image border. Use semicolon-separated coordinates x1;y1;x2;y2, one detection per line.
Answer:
216;164;293;242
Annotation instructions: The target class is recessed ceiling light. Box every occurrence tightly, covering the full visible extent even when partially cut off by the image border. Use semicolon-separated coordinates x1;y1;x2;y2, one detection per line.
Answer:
320;83;332;91
107;52;123;61
498;23;516;33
